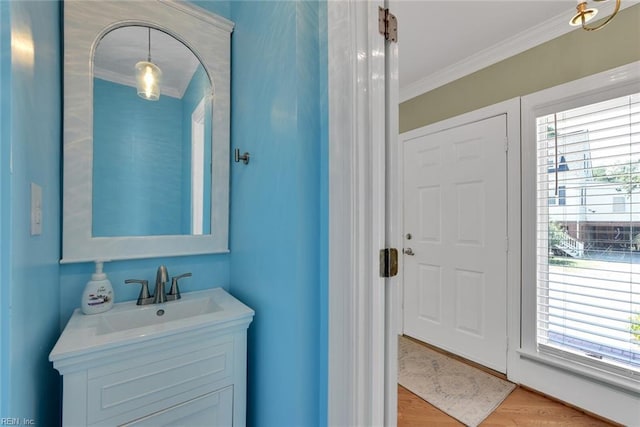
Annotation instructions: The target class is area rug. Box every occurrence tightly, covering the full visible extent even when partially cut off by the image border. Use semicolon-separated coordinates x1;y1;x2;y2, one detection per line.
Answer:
398;336;516;427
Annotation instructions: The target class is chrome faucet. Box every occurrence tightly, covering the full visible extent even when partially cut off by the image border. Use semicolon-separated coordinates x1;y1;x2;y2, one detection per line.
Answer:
125;266;191;305
153;265;169;304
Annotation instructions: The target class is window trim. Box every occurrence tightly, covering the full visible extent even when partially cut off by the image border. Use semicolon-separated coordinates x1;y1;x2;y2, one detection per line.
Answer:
521;61;640;392
517;348;640;393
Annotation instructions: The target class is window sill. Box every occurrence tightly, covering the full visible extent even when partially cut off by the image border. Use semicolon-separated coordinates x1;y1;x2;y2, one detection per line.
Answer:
517;348;640;395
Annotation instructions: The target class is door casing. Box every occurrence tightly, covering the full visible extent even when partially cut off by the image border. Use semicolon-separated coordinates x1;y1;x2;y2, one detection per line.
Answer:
327;1;394;426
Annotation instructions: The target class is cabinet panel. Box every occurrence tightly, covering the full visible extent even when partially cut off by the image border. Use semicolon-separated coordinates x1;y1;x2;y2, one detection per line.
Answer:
88;340;233;424
52;288;253;427
120;386;233;427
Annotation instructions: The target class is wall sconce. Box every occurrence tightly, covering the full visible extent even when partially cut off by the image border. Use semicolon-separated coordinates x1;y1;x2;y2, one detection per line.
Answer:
135;28;162;101
570;0;621;31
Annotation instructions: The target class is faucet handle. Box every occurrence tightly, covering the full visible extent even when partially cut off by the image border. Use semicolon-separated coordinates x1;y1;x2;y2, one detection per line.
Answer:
167;272;191;301
125;279;151;305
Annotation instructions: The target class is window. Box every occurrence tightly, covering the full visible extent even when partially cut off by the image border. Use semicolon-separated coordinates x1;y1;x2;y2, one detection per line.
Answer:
535;92;640;378
612;196;626;213
558;185;566;206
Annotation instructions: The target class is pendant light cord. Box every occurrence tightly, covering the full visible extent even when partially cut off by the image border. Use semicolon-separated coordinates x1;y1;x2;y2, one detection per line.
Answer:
147;27;151;62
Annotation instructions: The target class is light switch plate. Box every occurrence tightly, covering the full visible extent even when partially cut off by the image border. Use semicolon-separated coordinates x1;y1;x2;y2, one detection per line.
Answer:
31;182;42;236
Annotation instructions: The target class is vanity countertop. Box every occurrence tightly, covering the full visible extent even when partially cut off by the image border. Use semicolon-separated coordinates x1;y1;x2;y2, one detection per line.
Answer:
50;287;254;363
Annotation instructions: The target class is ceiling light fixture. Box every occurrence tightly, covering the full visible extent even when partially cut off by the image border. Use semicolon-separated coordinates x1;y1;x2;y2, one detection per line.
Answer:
135;27;162;101
570;0;621;31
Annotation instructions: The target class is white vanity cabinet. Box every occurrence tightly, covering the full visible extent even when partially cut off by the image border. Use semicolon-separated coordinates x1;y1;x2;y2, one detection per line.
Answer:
50;288;254;427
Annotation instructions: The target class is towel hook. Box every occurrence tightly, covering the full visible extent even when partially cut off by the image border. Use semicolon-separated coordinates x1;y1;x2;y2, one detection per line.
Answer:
234;148;250;165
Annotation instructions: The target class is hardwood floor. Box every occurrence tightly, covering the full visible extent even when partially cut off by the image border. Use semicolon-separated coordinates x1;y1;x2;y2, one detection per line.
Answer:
398;336;620;426
398;384;618;426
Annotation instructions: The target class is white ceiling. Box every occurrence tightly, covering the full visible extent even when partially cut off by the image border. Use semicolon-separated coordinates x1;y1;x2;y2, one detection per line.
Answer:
394;0;633;102
94;26;201;99
93;2;636;102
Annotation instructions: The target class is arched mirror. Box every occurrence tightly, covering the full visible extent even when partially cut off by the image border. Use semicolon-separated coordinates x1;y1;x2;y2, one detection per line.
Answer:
62;1;233;263
92;26;212;237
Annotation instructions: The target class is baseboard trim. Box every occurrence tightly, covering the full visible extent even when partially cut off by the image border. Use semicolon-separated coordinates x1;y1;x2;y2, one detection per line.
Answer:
518;385;623;427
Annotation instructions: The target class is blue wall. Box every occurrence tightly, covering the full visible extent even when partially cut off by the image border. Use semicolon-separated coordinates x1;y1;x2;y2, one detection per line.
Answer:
93;78;184;237
0;0;62;423
0;0;9;416
1;0;328;425
227;2;327;425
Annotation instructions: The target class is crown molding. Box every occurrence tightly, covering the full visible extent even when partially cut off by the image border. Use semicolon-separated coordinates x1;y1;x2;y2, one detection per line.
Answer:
400;10;574;103
399;1;639;103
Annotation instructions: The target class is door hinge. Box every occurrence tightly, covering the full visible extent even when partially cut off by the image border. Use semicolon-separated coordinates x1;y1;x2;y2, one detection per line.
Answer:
378;7;398;43
380;248;399;278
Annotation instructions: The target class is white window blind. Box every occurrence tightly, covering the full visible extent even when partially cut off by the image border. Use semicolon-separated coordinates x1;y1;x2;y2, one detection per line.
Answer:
536;92;640;378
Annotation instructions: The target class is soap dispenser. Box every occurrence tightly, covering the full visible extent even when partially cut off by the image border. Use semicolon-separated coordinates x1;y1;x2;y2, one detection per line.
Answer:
81;261;114;315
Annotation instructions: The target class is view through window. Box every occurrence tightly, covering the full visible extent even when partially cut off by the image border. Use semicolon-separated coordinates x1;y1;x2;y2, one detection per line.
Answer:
536;92;640;376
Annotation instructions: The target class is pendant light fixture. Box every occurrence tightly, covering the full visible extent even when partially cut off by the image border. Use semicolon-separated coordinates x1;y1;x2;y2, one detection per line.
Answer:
135;27;162;101
569;0;621;31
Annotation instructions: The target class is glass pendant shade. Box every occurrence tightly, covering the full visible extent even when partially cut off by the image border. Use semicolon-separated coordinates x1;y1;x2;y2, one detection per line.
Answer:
135;60;162;101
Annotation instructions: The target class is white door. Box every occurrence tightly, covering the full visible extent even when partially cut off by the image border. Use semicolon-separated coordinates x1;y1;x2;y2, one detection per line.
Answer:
402;115;508;372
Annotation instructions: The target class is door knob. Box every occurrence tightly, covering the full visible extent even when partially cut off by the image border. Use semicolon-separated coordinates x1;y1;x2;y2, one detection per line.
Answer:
404;248;415;256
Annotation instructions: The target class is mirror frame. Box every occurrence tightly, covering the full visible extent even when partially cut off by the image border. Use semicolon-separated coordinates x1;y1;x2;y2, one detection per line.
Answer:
62;0;233;263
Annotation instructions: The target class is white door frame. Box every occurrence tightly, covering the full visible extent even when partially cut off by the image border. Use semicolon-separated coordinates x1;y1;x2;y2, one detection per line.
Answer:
397;98;521;376
327;0;393;425
384;7;400;425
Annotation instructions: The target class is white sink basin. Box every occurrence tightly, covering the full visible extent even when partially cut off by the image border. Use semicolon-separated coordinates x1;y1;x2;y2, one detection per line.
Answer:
50;287;254;362
96;295;223;335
